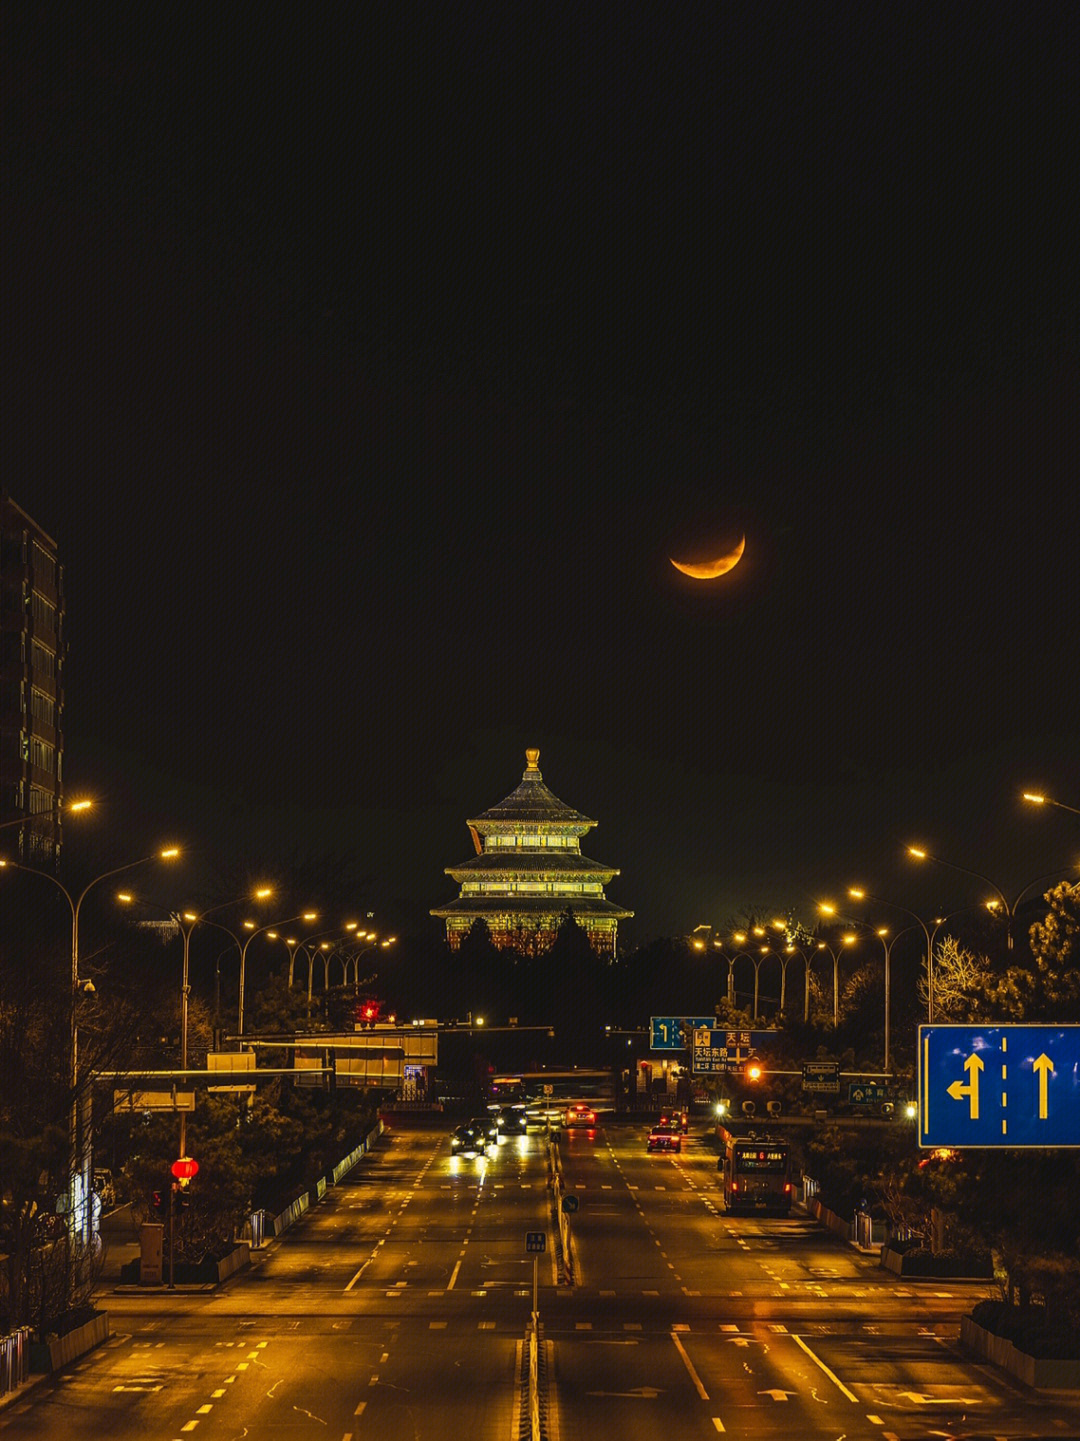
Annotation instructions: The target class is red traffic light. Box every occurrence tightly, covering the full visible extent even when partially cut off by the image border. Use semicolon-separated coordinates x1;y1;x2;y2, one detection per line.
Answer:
171;1156;199;1182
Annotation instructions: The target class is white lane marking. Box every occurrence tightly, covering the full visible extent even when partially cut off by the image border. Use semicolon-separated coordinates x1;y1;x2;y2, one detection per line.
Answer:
670;1330;709;1401
792;1334;858;1402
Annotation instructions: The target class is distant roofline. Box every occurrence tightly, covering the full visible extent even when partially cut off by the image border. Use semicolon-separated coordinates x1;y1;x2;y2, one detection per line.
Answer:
1;491;58;550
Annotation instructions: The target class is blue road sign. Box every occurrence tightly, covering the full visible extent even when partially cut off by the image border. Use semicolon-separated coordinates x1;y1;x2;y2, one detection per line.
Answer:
692;1028;728;1073
525;1231;547;1252
918;1025;1080;1149
690;1027;783;1072
651;1017;713;1051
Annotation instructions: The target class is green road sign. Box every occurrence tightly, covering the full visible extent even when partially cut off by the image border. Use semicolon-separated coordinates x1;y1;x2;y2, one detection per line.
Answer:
802;1061;840;1093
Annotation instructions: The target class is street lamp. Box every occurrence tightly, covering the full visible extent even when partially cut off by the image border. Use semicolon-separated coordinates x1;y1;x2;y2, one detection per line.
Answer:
237;911;318;1035
344;935;396;990
282;923;365;1013
839;894;922;1072
1023;791;1080;818
907;845;1073;949
0;797;93;829
0;843;180;1248
813;930;856;1029
713;934;756;1007
117;887;274;1156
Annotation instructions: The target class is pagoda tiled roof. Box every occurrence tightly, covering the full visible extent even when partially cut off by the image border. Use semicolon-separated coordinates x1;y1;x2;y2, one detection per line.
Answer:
431;894;633;919
468;751;595;828
445;851;619;878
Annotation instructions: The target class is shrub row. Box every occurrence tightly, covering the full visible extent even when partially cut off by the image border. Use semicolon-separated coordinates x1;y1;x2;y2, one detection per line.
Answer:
970;1299;1080;1361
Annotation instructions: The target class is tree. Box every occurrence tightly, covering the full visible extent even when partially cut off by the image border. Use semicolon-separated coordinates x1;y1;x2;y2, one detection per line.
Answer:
1024;880;1080;1020
0;919;159;1334
919;935;995;1020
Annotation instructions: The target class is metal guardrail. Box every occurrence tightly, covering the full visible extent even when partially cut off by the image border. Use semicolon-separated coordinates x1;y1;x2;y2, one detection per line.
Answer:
0;1326;31;1395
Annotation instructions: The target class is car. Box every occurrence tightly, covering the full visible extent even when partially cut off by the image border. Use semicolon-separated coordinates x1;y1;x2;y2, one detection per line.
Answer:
523;1101;562;1130
496;1105;528;1136
647;1120;682;1153
563;1102;597;1127
450;1123;493;1156
470;1114;500;1143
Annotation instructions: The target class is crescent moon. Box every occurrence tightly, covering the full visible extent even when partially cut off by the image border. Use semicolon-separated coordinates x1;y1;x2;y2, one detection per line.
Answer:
670;535;745;579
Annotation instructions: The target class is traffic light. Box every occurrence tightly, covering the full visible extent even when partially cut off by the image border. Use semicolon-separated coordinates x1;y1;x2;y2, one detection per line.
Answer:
357;999;381;1029
173;1182;189;1216
151;1187;167;1217
743;1054;763;1084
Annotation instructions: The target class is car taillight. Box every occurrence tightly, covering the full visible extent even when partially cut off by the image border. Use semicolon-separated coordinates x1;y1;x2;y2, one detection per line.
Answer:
784;1182;792;1193
731;1180;738;1191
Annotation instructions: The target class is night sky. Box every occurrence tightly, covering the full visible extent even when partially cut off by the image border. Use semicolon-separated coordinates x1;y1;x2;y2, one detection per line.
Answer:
6;6;1079;946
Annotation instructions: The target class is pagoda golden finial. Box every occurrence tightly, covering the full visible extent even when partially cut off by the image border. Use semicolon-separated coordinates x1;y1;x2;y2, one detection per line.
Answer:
525;748;540;772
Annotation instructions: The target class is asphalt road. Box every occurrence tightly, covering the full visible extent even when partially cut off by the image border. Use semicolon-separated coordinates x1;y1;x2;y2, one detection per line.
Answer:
2;1119;1074;1440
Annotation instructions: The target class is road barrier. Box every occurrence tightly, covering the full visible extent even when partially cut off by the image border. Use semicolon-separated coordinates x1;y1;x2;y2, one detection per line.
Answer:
267;1120;384;1240
0;1327;30;1395
546;1136;573;1283
529;1319;541;1441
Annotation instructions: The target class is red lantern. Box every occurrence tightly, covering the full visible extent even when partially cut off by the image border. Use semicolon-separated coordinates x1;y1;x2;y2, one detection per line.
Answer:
171;1156;199;1183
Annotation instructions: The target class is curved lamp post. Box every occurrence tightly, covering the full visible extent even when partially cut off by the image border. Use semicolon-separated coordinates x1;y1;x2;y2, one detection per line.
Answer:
118;887;274;1155
834;894;921;1072
813;933;856;1028
343;935;396;990
1023;791;1080;818
713;934;757;1008
907;845;1073;949
1;842;180;1247
237;911;317;1035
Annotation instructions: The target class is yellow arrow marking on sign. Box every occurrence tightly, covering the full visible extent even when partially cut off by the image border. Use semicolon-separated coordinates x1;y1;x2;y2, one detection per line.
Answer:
946;1053;984;1119
1033;1053;1054;1119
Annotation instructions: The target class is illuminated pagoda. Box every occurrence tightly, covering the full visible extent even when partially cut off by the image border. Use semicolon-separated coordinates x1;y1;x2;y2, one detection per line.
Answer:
432;748;633;955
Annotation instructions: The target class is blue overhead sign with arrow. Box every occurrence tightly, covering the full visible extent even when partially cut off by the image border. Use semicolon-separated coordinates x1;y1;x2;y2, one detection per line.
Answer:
918;1025;1080;1149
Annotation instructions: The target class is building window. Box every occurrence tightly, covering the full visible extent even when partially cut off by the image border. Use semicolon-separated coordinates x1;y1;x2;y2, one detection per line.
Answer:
31;541;57;589
30;591;56;633
29;736;55;774
29;785;53;814
31;639;55;678
30;688;55;726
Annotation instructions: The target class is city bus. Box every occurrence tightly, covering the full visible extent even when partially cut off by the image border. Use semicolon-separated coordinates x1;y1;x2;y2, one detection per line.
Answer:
717;1123;793;1215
